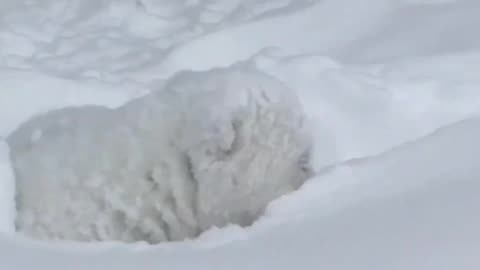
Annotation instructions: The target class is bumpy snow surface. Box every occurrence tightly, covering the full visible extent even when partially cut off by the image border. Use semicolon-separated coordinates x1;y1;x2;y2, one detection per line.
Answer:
1;0;480;269
9;67;311;243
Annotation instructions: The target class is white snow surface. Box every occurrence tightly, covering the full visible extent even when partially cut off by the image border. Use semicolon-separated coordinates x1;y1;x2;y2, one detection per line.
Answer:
0;141;14;233
1;0;480;269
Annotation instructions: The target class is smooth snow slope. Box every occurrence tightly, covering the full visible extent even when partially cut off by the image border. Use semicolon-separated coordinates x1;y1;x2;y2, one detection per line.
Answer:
1;0;480;269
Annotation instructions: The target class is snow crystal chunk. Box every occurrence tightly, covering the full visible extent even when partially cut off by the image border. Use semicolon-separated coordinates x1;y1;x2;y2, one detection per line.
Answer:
7;66;311;243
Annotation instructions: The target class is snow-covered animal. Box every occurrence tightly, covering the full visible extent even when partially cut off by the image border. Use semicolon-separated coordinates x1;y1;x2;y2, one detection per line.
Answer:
8;66;312;243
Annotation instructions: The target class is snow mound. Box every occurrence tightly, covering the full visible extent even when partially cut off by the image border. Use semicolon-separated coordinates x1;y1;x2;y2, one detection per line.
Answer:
7;66;311;243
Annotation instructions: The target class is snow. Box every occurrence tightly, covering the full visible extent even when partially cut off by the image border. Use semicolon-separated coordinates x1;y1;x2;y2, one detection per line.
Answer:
143;0;392;81
2;118;480;269
1;0;480;269
259;51;480;166
0;141;15;233
0;69;140;137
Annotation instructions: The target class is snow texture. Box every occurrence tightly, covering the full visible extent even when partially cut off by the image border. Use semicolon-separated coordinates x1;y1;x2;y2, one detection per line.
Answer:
1;0;480;269
7;66;311;243
0;141;15;233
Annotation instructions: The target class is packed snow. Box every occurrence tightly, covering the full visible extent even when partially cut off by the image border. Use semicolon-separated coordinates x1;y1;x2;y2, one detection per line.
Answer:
1;0;480;269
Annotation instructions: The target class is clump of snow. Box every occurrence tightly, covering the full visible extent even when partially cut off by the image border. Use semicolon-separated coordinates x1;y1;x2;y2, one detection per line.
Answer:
7;66;311;243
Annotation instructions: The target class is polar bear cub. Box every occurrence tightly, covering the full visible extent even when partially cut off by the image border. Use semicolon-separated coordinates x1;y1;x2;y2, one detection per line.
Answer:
8;66;312;243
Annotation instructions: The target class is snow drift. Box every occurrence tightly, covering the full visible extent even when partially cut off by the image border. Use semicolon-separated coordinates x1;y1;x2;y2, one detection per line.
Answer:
7;66;311;243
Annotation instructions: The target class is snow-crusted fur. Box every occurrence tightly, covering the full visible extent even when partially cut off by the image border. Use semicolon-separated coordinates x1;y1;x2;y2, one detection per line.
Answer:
7;67;312;243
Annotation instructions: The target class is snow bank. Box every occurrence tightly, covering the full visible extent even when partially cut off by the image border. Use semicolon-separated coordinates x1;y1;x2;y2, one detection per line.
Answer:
251;50;480;169
251;117;480;269
7;66;311;243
